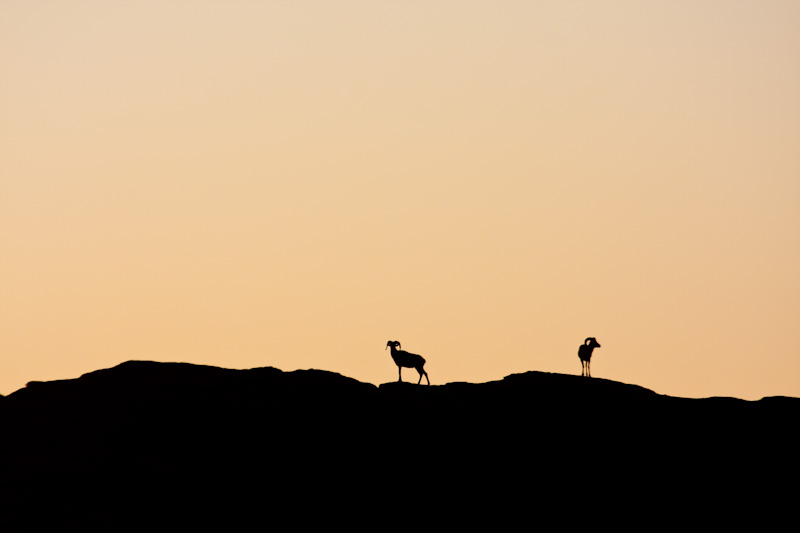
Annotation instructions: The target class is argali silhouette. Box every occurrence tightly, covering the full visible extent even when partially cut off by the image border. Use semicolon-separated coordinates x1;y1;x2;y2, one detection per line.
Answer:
578;337;601;377
385;341;429;385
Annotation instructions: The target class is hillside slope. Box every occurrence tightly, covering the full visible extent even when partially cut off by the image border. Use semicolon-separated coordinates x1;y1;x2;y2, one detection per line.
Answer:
1;361;795;529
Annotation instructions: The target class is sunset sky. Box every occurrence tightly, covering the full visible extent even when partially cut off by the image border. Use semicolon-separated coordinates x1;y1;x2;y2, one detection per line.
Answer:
2;1;799;400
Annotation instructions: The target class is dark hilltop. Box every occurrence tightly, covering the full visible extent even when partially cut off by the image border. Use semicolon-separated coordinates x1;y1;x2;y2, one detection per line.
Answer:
1;361;795;529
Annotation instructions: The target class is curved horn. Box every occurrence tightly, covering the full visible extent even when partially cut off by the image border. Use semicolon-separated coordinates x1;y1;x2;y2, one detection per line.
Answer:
396;341;401;349
585;337;592;344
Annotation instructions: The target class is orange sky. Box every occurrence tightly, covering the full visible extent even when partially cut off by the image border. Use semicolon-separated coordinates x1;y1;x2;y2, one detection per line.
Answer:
2;1;799;400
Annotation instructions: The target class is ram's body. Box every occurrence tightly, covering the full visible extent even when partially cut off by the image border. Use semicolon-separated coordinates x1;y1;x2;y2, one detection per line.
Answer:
386;341;430;385
578;337;601;377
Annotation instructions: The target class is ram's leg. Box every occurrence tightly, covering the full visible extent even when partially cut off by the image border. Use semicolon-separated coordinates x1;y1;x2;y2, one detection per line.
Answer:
398;367;402;382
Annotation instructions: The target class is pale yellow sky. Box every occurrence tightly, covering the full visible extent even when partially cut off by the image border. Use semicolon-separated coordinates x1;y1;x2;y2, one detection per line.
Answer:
2;1;799;399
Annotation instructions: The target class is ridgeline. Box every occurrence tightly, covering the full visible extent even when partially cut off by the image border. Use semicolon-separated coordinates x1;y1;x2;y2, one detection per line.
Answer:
1;361;794;529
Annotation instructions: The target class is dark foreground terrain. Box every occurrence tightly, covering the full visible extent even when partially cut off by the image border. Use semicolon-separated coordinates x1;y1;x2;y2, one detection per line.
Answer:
1;361;796;529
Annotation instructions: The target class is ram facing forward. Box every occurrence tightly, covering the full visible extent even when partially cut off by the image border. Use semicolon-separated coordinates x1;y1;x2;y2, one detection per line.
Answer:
578;337;601;377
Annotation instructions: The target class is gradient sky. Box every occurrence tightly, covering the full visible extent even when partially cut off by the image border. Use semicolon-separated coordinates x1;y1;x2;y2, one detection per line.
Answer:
2;1;799;400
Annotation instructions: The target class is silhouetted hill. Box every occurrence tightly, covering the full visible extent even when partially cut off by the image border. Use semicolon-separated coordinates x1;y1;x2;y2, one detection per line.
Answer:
1;361;795;529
